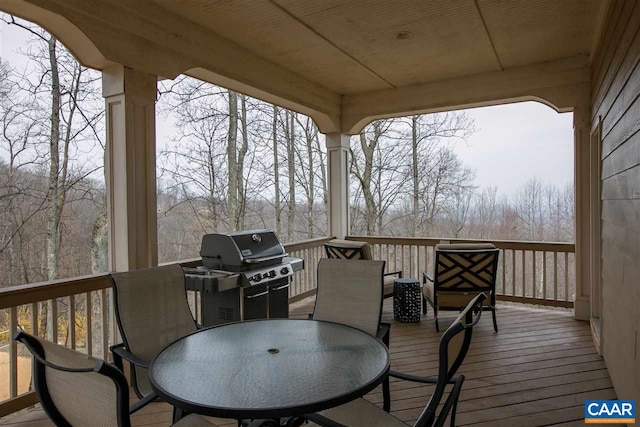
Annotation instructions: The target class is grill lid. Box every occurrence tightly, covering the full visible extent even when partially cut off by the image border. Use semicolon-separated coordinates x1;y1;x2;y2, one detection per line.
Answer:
200;229;286;269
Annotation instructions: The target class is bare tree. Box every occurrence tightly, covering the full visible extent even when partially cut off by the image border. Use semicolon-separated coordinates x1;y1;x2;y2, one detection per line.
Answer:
272;105;282;235
351;119;408;235
516;177;546;241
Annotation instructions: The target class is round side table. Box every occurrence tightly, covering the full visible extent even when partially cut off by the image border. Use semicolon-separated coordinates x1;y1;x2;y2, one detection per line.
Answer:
393;278;421;323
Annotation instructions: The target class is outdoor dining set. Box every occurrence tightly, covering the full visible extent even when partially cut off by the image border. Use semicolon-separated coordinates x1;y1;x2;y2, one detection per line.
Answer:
14;231;500;427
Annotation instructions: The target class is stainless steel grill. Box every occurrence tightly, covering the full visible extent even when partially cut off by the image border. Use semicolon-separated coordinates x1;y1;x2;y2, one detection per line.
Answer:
184;230;303;326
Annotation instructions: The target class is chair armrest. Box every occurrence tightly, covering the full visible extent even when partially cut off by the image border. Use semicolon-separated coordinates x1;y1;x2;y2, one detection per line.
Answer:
110;343;150;369
422;271;434;283
390;370;461;386
390;370;438;384
129;391;158;414
384;270;403;278
376;322;390;347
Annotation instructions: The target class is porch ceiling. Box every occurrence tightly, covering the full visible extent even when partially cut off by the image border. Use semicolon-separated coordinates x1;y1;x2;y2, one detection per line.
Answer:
151;0;601;94
3;0;603;132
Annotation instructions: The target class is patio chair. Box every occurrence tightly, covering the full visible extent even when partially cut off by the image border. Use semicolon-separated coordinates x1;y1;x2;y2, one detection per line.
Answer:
312;258;391;412
13;331;213;427
324;239;402;298
305;293;486;427
423;243;499;332
110;264;198;413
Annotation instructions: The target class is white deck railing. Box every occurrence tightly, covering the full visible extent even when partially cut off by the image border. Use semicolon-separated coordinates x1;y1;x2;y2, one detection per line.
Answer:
0;235;574;418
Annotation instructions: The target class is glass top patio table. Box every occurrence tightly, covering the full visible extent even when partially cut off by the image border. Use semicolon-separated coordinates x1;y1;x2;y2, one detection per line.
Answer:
149;318;390;420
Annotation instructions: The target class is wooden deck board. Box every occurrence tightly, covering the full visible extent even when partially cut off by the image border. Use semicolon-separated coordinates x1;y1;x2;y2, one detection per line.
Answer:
0;298;614;427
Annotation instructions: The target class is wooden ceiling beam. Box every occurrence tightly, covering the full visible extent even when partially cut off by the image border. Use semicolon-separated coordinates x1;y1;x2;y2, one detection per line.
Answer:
341;55;591;134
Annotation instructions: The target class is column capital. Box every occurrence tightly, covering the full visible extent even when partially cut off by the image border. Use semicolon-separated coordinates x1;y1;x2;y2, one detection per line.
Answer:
325;132;351;150
102;65;157;100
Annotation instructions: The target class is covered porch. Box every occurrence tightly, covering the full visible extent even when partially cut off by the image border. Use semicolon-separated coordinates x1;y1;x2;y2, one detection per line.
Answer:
0;0;638;423
1;295;612;427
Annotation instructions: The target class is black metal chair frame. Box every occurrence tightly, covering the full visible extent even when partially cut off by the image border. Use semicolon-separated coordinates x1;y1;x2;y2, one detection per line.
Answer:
423;247;499;332
15;331;132;427
323;241;403;299
306;293;486;427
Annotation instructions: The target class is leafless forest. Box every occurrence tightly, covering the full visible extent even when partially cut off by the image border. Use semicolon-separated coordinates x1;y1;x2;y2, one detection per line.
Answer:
0;18;575;290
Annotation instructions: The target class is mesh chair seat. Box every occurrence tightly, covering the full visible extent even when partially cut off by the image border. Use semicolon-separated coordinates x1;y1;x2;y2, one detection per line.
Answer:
307;294;486;427
312;258;391;412
314;397;406;427
111;264;198;399
14;332;218;427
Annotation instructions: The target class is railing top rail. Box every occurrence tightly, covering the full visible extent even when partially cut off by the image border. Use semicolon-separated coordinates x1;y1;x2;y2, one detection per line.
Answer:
284;236;335;252
346;235;575;252
0;273;111;310
0;259;208;310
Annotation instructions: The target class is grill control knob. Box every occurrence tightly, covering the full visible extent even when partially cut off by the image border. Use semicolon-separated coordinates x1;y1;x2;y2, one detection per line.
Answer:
280;267;290;275
252;274;262;282
267;270;276;278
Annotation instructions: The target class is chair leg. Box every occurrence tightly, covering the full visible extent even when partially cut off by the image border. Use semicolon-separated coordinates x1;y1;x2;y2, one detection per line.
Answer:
172;407;185;423
382;375;391;412
492;308;498;333
422;296;427;315
434;308;440;332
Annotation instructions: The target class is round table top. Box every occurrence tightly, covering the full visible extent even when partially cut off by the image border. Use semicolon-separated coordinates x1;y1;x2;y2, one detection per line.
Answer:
149;319;389;419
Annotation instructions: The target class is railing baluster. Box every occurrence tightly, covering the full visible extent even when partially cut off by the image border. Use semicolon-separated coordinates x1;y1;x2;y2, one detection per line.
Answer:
31;302;38;337
532;250;537;298
68;295;76;349
521;250;526;297
565;252;570;301
542;251;547;300
101;289;109;360
553;252;558;301
9;306;18;398
511;250;516;297
85;292;92;356
501;250;505;295
50;298;58;344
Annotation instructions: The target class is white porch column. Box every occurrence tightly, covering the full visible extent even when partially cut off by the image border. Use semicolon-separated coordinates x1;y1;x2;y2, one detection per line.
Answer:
573;108;591;320
103;66;158;272
325;133;350;239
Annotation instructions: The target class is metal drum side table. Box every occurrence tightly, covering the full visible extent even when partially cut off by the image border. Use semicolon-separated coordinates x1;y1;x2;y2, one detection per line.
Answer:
393;278;421;323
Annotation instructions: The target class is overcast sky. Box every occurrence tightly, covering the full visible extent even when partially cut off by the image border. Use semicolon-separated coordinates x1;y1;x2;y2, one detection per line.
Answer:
1;19;574;197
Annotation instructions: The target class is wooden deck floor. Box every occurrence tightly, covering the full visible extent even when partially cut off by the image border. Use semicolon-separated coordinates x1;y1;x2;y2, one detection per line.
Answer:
0;298;616;427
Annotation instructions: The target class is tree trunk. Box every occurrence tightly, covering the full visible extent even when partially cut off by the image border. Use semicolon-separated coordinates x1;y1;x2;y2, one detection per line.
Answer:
46;35;61;281
305;119;314;238
411;116;419;237
272;105;281;236
207;144;219;231
226;90;238;230
90;199;108;274
358;132;377;235
237;95;248;230
286;111;296;240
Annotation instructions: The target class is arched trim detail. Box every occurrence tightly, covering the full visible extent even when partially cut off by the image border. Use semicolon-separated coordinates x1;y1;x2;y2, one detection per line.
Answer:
0;0;110;70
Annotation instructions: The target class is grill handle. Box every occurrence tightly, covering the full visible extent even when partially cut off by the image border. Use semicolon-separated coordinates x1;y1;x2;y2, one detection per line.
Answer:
245;291;269;299
243;253;289;264
270;284;290;291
